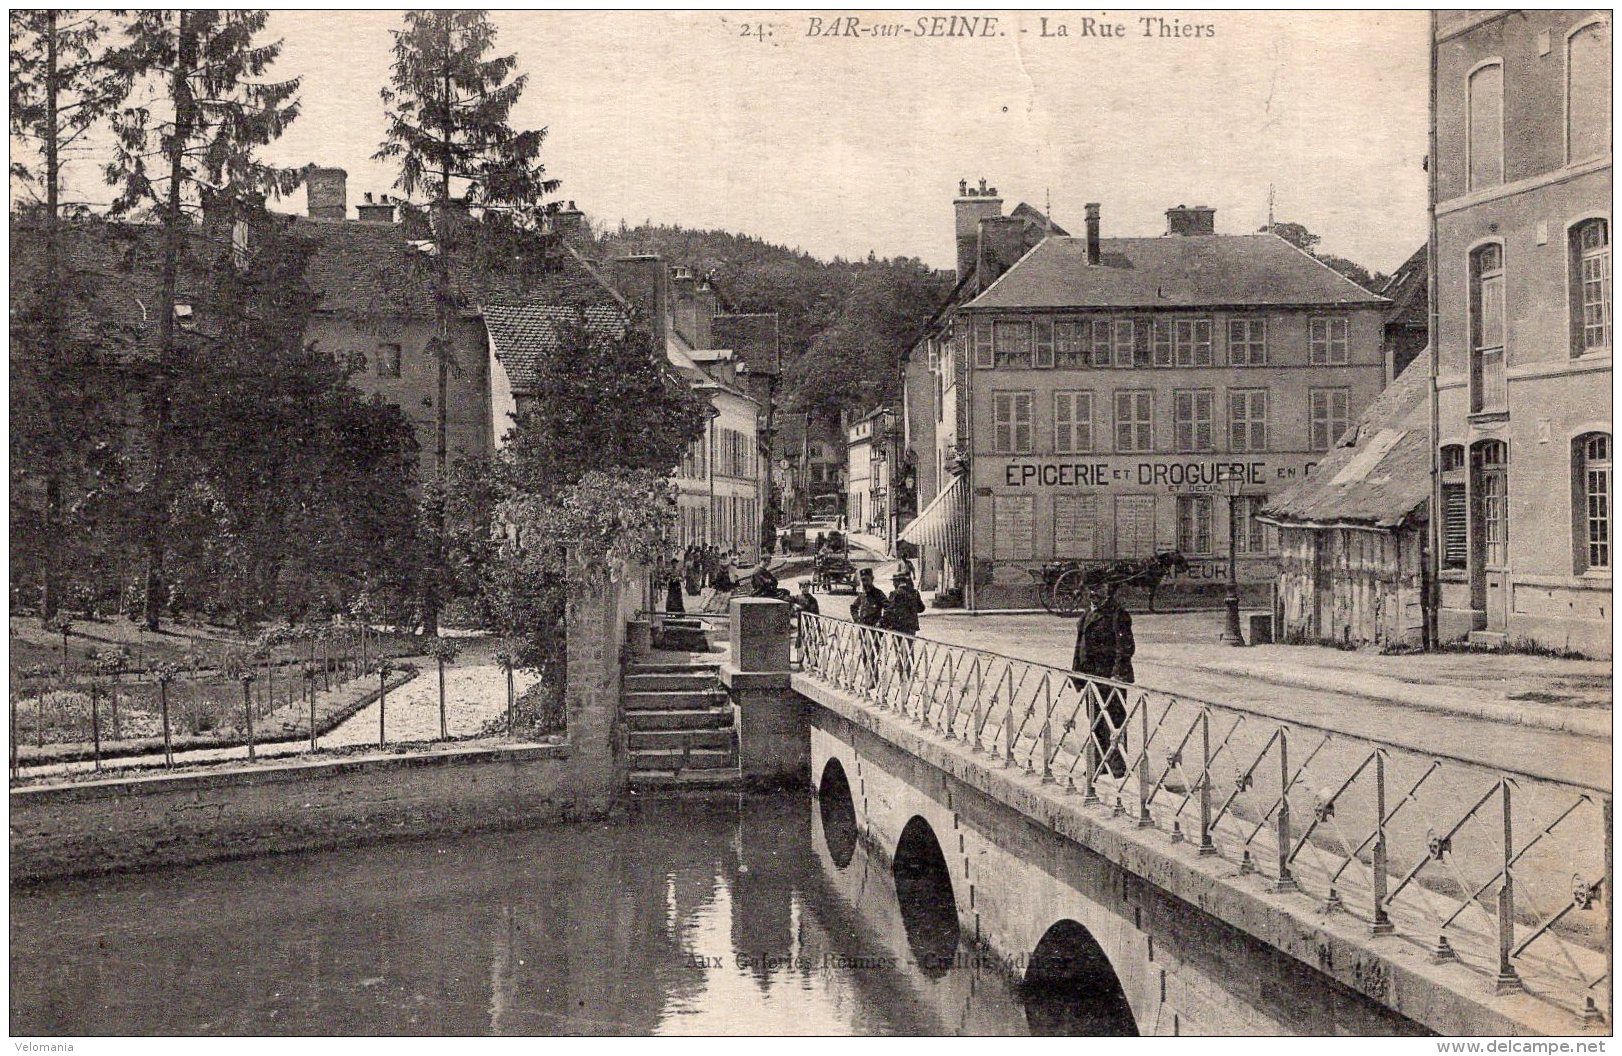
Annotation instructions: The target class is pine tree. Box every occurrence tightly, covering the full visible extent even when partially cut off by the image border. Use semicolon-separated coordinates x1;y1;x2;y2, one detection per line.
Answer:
102;10;300;629
9;10;126;619
375;9;560;635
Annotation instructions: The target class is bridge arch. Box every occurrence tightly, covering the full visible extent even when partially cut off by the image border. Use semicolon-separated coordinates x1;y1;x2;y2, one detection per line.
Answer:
817;758;858;869
892;815;961;979
1022;919;1140;1037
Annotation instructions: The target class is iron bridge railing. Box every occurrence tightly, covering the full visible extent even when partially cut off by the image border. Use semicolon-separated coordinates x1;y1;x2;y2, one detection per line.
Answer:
796;613;1612;1027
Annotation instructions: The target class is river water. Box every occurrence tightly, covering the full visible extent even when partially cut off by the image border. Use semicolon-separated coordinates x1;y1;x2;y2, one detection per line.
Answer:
11;794;1115;1036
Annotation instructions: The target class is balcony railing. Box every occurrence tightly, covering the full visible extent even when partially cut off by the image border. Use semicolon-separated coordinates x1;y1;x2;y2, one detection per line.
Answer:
797;613;1611;1027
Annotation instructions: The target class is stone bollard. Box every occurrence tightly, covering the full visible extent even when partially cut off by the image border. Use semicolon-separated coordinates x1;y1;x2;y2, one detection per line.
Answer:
722;598;806;788
730;598;791;673
627;618;653;659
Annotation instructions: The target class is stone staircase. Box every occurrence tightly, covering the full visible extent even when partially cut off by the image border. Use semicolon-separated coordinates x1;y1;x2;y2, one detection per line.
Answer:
623;661;740;789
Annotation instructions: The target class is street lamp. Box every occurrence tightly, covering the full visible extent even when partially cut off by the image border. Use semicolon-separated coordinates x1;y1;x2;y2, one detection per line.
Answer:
1219;469;1247;646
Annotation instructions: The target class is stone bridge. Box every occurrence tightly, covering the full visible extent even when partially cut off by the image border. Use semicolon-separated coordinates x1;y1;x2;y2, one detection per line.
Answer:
712;599;1611;1037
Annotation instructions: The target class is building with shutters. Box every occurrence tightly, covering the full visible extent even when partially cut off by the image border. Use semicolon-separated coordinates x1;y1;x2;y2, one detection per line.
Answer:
948;200;1388;610
1429;10;1612;656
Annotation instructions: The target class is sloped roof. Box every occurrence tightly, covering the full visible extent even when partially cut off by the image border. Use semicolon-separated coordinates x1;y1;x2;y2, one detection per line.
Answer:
1009;202;1070;236
289;217;616;319
1380;244;1427;329
964;233;1388;311
9;217;214;365
1263;349;1432;530
482;302;626;392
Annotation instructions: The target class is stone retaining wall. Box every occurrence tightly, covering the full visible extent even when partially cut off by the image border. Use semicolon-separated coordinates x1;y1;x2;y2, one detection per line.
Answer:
10;741;592;885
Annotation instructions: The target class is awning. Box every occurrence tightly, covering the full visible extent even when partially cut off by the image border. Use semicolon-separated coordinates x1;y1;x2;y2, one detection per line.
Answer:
899;474;967;559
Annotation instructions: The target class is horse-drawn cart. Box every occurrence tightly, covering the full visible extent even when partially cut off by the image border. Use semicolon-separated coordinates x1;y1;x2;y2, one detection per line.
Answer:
1027;551;1190;618
812;538;859;594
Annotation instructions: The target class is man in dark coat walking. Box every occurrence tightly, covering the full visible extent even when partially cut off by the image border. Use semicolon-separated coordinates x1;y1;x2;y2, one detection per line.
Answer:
1072;580;1135;778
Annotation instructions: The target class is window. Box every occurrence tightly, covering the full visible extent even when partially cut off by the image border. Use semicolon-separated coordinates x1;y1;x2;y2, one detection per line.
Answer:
1176;495;1213;555
1053;495;1099;559
1235;495;1273;555
1309;388;1350;451
1467;61;1504;191
1471;243;1506;412
1114;390;1154;453
1054;391;1094;453
1228;318;1267;365
1568;20;1611;164
973;318;994;368
1173;319;1213;366
1229;389;1268;452
1151;319;1172;367
1112;319;1135;367
1173;389;1213;452
993;320;1034;368
1441;445;1468;570
927;342;939;370
1474;440;1509;568
1571;219;1611;354
376;343;402;378
992;391;1033;454
1309;318;1349;365
1087;320;1113;367
1054;319;1088;368
992;495;1035;560
1577;433;1611;571
1033;319;1054;368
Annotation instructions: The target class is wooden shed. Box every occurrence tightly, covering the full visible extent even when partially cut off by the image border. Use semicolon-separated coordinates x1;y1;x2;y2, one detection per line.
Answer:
1262;353;1432;650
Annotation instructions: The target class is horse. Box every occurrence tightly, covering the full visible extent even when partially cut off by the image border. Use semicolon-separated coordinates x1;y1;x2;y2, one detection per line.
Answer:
1082;550;1190;613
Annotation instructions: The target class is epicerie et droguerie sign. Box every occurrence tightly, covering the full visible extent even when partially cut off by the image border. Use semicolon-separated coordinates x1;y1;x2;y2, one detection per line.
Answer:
996;458;1317;494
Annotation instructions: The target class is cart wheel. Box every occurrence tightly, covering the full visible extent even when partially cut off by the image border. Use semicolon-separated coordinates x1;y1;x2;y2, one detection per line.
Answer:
1049;567;1090;618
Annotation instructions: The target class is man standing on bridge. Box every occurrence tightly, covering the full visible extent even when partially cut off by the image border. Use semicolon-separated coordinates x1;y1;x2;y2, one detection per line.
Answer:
853;568;888;688
1072;580;1135;779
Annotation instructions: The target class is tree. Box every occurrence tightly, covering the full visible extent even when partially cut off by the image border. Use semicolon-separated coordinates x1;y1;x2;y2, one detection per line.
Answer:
103;10;301;629
1260;220;1386;293
375;10;561;635
9;11;126;619
788;258;952;423
1259;220;1321;255
498;314;707;497
156;210;423;631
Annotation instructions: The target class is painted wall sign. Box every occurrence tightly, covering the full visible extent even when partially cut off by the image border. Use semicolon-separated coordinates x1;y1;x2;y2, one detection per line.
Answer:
1000;459;1280;492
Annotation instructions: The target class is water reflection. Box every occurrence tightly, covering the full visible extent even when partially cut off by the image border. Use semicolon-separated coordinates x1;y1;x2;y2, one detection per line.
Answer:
891;816;962;980
12;794;1142;1036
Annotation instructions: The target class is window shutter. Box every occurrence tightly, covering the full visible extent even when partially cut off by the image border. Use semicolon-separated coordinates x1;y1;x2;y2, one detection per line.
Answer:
1443;483;1468;567
974;318;994;369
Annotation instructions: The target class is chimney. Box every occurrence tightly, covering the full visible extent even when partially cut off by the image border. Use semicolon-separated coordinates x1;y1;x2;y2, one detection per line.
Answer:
356;191;396;224
550;199;587;247
1085;203;1101;265
670;267;705;347
1166;204;1216;236
954;177;1003;284
976;216;1030;287
304;165;348;221
695;280;720;348
606;255;670;352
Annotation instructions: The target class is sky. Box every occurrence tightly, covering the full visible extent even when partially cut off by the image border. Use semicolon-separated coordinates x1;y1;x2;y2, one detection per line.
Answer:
40;10;1433;277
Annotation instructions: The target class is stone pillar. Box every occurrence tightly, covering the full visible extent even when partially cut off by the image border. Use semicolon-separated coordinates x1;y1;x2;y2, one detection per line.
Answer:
722;598;809;788
564;576;628;809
